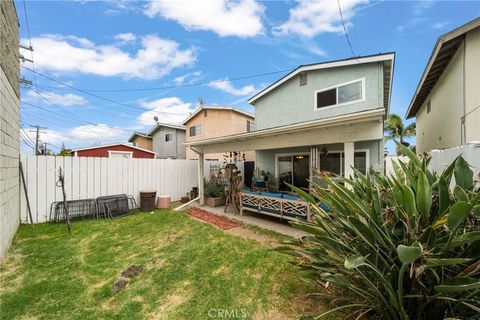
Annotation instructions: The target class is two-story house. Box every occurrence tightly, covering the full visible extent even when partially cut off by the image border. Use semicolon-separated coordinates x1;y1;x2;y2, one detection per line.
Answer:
185;53;394;203
406;18;480;153
147;122;186;159
128;132;153;150
183;106;255;161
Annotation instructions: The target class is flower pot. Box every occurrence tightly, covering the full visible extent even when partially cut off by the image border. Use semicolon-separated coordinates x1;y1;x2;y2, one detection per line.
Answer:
205;197;225;207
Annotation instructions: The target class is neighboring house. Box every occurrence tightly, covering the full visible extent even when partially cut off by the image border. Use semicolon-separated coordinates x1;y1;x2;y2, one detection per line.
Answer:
185;53;394;191
406;18;480;153
128;132;152;151
72;143;156;158
0;0;20;262
147;122;186;159
183;106;255;161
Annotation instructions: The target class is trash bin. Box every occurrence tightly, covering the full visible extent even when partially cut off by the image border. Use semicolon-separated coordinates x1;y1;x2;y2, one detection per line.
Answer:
140;191;156;211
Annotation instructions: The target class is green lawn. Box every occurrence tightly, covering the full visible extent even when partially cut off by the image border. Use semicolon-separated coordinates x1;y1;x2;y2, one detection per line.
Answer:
0;209;327;319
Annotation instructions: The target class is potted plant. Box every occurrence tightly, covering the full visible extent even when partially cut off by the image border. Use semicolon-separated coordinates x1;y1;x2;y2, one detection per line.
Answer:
204;179;225;207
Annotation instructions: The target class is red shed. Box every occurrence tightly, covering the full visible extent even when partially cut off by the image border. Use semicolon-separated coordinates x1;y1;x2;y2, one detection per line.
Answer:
72;143;156;159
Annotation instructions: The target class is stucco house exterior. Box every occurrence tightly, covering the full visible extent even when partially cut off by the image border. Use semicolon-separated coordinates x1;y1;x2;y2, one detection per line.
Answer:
147;122;186;159
128;132;152;151
406;18;480;153
183;106;255;161
185;52;394;202
72;143;156;158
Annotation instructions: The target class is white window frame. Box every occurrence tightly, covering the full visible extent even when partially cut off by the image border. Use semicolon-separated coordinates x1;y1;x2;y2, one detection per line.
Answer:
164;131;173;142
314;77;366;112
108;150;133;158
317;148;370;176
189;124;202;137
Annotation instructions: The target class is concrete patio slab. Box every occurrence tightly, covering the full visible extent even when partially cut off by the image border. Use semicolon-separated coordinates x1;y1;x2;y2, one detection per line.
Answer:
190;204;309;238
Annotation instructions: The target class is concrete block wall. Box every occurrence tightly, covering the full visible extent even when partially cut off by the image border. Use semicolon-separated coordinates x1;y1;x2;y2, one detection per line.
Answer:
0;0;20;263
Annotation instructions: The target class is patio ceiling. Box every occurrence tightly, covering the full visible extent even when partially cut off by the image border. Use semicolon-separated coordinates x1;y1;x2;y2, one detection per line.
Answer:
186;108;385;154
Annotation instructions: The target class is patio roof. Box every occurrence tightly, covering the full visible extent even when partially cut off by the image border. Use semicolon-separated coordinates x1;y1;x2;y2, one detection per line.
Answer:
185;108;385;154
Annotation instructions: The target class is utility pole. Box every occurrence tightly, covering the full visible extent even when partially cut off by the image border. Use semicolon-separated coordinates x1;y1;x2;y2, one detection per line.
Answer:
29;125;47;155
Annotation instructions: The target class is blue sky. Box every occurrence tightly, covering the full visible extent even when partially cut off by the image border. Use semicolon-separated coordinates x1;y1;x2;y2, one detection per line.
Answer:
17;0;480;154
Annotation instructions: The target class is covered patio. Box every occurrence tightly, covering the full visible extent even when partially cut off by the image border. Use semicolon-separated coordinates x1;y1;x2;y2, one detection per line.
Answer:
187;108;385;206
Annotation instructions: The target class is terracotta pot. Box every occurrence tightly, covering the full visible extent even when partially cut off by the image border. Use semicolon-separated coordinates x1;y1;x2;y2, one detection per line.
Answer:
205;197;225;207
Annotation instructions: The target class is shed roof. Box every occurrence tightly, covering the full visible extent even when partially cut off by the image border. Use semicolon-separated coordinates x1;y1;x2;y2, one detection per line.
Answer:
72;143;157;154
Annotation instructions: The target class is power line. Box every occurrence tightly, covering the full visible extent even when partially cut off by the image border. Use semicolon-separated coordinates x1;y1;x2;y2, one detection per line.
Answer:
337;0;357;58
29;69;292;93
21;66;192;114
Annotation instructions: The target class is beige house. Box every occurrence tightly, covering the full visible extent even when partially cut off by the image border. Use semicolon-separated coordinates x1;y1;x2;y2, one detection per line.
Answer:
128;132;153;150
183;106;255;161
406;18;480;153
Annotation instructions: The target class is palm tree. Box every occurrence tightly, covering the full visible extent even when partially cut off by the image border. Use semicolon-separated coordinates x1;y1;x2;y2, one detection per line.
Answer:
385;114;416;155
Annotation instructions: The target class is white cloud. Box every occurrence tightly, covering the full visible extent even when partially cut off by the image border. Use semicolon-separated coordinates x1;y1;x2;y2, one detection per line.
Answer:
144;0;265;37
114;32;136;42
137;97;194;125
174;71;203;85
25;34;196;80
273;0;368;38
413;0;433;15
25;90;88;107
23;124;126;147
207;79;258;96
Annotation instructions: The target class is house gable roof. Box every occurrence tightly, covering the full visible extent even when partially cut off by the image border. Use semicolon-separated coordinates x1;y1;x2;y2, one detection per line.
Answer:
72;143;157;154
147;122;186;136
127;132;151;142
248;52;395;110
181;106;254;125
406;18;480;119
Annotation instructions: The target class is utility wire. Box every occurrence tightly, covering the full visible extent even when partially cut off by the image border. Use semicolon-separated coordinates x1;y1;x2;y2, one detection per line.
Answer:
337;0;357;58
28;69;292;93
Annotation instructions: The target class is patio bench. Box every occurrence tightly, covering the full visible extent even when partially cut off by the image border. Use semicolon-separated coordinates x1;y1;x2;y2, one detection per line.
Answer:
239;190;313;222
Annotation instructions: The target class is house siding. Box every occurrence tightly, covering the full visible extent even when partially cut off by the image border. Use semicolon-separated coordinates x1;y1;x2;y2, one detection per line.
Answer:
185;108;255;160
253;62;384;130
131;136;152;151
152;127;186;159
75;145;155;158
0;0;20;263
416;26;480;153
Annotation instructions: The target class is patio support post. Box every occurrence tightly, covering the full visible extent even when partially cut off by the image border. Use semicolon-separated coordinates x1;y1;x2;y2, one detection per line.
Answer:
344;141;355;180
198;152;205;205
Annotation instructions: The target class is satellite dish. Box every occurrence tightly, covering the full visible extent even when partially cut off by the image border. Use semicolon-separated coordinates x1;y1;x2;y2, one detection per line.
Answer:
153;116;159;122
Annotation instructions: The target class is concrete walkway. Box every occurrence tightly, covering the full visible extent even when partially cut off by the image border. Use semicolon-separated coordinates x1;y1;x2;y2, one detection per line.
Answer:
191;203;309;238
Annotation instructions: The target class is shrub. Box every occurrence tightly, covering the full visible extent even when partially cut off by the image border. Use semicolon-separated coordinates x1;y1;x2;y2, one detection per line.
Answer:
204;179;225;198
280;143;479;319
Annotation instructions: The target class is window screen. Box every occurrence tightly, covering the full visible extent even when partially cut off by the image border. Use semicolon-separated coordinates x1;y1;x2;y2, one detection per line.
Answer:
189;125;201;136
338;81;362;104
165;133;172;142
316;88;337;109
354;152;367;174
320;153;342;175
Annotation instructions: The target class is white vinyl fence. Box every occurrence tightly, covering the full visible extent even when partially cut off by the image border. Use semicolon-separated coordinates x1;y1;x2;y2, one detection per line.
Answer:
385;143;480;181
20;155;235;224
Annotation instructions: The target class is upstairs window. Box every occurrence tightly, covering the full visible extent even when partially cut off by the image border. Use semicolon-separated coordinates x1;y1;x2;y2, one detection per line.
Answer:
315;78;364;109
165;133;172;142
247;120;255;132
189;125;202;137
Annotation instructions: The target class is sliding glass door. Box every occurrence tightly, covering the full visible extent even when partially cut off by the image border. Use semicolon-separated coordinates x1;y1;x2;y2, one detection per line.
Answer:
276;154;310;191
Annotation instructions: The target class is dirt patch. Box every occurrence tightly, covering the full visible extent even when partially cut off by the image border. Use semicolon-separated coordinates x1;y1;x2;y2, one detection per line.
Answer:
187;209;240;230
121;265;143;278
226;227;279;248
112;277;130;292
150;283;192;320
145;258;165;270
212;265;231;276
0;252;25;293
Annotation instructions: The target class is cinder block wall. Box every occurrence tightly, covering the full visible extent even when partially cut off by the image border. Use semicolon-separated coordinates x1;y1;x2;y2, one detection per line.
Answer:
0;0;20;263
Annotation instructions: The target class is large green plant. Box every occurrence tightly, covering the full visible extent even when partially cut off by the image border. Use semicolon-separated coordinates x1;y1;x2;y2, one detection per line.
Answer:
280;143;479;319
